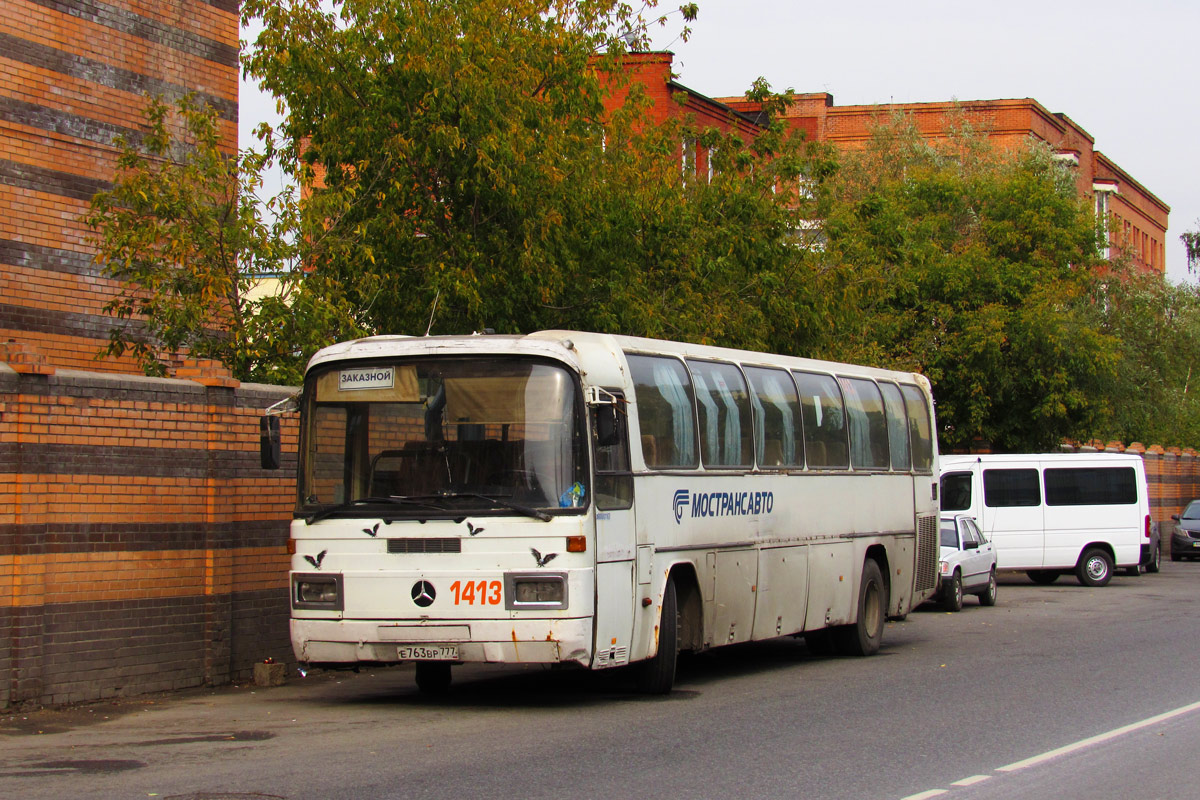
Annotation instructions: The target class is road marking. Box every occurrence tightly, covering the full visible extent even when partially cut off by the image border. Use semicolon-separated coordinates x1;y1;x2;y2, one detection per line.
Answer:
950;775;991;787
900;790;948;800
997;698;1200;773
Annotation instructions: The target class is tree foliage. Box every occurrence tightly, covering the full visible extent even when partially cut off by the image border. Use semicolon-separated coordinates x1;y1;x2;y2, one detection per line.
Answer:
87;1;1200;451
84;96;351;383
806;115;1116;451
238;0;818;347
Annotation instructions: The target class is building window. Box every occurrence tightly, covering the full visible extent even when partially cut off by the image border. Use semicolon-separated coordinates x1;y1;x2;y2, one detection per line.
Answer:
681;137;695;183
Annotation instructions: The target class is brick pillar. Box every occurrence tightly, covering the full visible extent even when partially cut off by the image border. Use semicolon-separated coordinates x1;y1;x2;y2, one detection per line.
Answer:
191;371;240;687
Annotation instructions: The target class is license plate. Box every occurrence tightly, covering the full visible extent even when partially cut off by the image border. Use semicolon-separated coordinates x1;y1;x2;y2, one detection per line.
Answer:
398;644;458;660
1192;541;1200;548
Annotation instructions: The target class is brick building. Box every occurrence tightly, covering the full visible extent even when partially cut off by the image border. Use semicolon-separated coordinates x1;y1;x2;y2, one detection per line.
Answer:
603;53;1169;274
723;93;1171;274
1;0;297;708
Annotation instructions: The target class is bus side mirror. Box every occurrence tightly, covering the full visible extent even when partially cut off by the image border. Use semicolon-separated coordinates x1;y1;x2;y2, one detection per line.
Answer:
261;415;281;470
595;405;621;447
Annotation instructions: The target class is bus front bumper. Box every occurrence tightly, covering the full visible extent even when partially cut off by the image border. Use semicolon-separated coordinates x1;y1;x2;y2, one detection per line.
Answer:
291;617;593;668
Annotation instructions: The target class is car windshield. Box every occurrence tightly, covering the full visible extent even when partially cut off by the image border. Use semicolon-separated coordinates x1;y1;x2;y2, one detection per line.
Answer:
939;522;959;548
298;357;586;518
1183;501;1200;520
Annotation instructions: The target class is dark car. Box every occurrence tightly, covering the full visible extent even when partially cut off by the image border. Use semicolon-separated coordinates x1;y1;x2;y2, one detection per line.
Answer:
1172;501;1200;561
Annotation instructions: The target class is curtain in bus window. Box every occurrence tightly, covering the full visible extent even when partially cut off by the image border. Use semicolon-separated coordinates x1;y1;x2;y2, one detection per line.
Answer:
746;367;800;467
654;362;696;467
879;383;910;471
688;360;751;467
692;371;721;463
838;377;889;470
793;371;849;469
899;384;934;471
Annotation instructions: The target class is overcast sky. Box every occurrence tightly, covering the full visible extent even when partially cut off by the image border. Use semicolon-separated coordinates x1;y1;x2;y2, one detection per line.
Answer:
240;0;1200;281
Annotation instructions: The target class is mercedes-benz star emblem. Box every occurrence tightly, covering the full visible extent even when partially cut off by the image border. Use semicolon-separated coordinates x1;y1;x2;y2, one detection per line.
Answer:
411;580;436;608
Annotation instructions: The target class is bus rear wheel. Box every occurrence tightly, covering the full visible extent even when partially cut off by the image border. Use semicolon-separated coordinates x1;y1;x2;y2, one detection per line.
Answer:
833;559;886;657
635;577;679;694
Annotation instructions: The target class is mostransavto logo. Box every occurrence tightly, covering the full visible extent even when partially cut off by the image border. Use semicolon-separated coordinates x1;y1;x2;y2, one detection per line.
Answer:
673;489;774;524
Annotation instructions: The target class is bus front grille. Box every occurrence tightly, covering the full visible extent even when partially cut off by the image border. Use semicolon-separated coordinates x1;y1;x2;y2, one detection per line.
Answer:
386;538;462;554
915;515;938;592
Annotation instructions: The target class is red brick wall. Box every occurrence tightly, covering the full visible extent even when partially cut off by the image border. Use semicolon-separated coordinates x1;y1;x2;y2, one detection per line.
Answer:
1;0;239;374
0;356;298;708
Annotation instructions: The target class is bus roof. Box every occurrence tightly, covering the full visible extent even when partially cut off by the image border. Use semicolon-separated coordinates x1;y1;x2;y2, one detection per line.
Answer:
306;330;931;390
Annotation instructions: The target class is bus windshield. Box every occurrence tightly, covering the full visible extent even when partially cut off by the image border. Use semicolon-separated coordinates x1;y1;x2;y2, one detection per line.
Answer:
299;357;586;517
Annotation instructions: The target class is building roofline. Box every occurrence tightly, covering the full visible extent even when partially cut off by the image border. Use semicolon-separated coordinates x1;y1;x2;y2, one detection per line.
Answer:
1095;151;1171;214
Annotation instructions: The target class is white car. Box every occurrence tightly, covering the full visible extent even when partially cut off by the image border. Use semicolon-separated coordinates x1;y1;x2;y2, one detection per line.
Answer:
939;514;999;611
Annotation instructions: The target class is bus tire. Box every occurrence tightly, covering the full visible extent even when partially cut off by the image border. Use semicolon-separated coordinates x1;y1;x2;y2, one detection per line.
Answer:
1077;547;1113;587
636;577;678;694
834;559;886;657
414;661;452;695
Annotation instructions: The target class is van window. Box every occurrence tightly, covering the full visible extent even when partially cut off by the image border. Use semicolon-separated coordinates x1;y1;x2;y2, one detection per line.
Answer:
879;382;910;471
627;354;698;469
687;359;752;468
941;471;973;511
793;371;849;469
899;385;934;471
745;366;803;468
1044;467;1137;506
839;377;889;470
983;468;1041;507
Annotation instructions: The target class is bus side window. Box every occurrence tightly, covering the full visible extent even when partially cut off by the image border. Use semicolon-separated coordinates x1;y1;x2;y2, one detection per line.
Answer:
626;354;698;469
592;395;633;510
744;366;804;469
878;382;910;471
899;384;934;471
838;377;889;471
793;371;849;469
687;359;752;468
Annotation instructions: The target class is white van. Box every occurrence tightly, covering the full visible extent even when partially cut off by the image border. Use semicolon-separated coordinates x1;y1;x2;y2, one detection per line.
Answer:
939;453;1151;587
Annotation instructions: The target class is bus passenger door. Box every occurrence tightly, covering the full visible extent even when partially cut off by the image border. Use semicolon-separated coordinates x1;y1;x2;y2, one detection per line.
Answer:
590;398;636;669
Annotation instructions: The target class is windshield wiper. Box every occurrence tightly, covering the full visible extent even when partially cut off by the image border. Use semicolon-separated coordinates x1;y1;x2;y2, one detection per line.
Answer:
419;491;554;522
304;496;447;525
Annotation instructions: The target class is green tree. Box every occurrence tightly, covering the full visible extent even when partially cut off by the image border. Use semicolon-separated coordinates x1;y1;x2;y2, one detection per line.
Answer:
1184;221;1200;273
240;0;815;343
809;114;1116;452
1082;266;1200;447
85;95;352;383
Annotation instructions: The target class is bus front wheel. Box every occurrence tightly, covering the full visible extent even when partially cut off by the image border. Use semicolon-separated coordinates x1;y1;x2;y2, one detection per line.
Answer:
635;577;679;694
834;559;886;657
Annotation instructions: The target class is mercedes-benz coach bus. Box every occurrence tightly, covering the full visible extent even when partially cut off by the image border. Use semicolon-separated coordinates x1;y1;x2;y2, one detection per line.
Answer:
263;331;940;693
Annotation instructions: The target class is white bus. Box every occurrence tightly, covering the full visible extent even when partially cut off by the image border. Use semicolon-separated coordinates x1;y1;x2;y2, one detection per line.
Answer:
265;331;941;693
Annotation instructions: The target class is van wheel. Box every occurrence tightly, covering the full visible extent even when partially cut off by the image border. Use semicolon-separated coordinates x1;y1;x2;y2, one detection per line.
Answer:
977;568;998;607
1077;547;1114;587
1027;569;1060;585
635;577;678;694
1147;542;1162;573
833;560;886;656
942;572;963;612
414;662;452;695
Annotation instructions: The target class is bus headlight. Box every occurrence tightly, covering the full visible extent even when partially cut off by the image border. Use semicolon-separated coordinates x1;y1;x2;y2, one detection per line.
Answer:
293;573;343;610
504;573;568;610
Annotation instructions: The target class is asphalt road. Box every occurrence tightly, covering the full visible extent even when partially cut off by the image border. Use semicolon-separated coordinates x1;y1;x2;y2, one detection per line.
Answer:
4;560;1200;800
